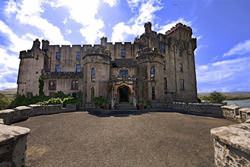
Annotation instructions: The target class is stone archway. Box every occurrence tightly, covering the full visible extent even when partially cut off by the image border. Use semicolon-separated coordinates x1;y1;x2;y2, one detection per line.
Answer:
118;85;130;102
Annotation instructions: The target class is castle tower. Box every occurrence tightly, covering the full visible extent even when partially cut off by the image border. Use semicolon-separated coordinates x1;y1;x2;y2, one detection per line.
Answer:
82;46;111;105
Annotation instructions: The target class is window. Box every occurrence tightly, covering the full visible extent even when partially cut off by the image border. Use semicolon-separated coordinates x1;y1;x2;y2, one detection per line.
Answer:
91;67;96;81
91;87;95;101
159;42;165;54
76;64;81;73
164;77;168;94
179;63;183;72
49;80;56;90
55;51;61;60
119;69;129;78
152;86;155;100
71;80;79;90
76;51;81;60
150;66;156;79
120;48;126;58
180;79;185;91
55;64;61;72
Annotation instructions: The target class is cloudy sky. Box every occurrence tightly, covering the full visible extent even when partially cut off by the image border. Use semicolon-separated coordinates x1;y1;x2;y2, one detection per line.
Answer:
0;0;249;92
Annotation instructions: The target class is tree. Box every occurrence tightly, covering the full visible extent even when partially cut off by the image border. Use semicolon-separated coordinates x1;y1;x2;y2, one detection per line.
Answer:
208;91;226;103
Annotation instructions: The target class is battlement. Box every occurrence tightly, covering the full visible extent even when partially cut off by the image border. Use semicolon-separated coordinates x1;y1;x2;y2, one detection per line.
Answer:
19;50;33;59
166;23;192;36
85;45;111;57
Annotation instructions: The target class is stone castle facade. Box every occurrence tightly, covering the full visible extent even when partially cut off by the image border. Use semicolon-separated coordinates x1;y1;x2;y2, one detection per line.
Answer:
17;22;198;107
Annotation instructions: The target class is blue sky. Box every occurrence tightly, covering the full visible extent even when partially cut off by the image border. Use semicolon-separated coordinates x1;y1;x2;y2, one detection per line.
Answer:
0;0;249;92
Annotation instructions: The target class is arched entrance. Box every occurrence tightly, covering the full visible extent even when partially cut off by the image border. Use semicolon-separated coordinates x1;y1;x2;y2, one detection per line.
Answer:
118;85;130;102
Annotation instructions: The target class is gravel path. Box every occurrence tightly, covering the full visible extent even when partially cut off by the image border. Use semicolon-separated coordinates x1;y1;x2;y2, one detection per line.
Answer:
15;111;233;167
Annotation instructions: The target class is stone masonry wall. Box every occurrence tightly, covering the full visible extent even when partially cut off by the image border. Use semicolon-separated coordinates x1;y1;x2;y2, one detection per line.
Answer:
0;124;30;167
211;122;250;167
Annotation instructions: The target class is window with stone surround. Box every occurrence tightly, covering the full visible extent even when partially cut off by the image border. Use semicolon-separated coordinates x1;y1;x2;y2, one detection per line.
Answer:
119;69;129;78
120;48;126;58
55;51;61;61
91;67;96;81
164;77;168;94
180;79;185;91
71;80;79;90
152;86;156;100
76;51;81;60
159;42;165;54
150;66;156;79
76;64;81;73
179;63;183;72
49;80;56;90
55;64;61;72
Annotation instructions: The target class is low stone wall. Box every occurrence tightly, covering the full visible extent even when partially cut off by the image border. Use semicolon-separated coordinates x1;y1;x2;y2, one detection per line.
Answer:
211;122;250;167
172;102;222;117
221;105;250;122
0;104;77;125
0;124;30;167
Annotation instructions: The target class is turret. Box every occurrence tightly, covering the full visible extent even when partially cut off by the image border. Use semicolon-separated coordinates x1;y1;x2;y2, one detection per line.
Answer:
144;22;152;34
32;39;40;50
100;37;107;46
42;40;50;51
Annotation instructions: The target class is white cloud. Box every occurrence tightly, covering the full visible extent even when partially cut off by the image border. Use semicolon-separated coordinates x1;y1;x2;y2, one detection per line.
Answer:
4;0;70;45
224;40;250;56
48;0;105;44
196;56;250;83
103;0;118;7
111;0;162;42
158;18;192;34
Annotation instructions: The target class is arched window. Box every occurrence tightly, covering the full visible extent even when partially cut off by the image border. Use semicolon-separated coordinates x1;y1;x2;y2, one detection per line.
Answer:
91;67;96;81
179;63;183;72
150;66;156;79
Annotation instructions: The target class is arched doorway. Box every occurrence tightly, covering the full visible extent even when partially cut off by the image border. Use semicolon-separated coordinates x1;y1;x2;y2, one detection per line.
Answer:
118;85;130;102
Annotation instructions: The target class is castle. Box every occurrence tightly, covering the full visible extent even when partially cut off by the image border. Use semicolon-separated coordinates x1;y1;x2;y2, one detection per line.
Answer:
17;22;198;108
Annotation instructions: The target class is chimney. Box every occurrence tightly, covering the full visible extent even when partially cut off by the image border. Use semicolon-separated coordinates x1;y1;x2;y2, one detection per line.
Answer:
144;22;152;34
100;37;107;46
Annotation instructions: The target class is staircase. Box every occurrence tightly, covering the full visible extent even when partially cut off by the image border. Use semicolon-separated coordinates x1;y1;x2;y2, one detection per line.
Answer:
116;102;137;110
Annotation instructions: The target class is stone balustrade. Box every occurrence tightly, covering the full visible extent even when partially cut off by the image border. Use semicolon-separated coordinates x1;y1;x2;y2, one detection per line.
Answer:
0;124;30;167
211;122;250;167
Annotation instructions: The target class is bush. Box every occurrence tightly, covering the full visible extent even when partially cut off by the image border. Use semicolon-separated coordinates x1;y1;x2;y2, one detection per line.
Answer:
202;91;226;104
93;96;108;108
0;93;12;109
41;97;63;105
62;97;79;105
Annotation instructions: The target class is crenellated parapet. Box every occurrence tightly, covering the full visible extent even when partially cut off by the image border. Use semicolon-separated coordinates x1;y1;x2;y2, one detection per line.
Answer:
84;45;111;60
19;50;33;59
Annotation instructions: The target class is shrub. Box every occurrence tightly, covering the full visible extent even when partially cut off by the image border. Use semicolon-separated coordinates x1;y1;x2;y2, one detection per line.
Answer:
0;93;12;109
93;96;108;108
42;97;63;105
62;97;79;105
201;91;226;104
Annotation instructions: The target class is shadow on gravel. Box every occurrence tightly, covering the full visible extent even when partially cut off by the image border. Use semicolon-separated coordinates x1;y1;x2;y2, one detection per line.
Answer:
86;108;223;118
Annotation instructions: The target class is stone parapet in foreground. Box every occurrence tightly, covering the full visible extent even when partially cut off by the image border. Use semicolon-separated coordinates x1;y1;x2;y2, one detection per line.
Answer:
211;122;250;167
0;124;30;167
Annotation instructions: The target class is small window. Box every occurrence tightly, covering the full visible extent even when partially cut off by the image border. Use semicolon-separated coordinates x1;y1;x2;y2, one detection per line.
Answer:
55;51;61;60
159;42;165;54
152;86;156;100
91;67;96;81
71;80;79;90
119;69;128;78
49;80;56;90
150;66;156;79
179;63;183;72
55;64;61;72
91;87;95;101
76;51;81;60
180;79;185;91
76;64;81;73
120;48;126;58
164;77;167;94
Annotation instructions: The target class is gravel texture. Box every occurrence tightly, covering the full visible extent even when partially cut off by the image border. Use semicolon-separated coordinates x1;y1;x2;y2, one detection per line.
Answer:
15;111;233;167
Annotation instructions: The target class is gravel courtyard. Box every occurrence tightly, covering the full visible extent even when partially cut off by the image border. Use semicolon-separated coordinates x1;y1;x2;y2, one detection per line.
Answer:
15;111;233;167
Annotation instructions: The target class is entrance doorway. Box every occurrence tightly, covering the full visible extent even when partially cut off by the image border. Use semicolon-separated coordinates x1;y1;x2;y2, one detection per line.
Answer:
118;85;130;102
